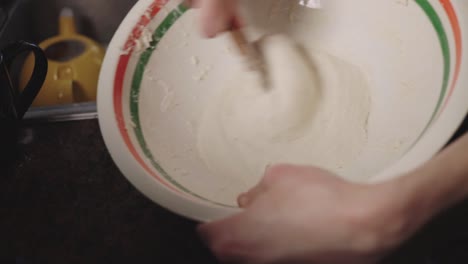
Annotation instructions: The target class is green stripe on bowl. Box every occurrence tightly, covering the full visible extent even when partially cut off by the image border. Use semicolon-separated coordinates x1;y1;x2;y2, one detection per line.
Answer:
129;3;236;207
415;0;451;133
127;0;455;206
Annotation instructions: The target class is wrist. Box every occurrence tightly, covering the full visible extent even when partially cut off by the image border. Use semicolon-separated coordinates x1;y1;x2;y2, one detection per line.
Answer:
349;134;468;255
349;179;423;254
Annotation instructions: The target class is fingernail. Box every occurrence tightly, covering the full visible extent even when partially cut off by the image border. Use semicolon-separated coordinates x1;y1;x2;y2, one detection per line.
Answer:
237;193;248;208
203;26;217;38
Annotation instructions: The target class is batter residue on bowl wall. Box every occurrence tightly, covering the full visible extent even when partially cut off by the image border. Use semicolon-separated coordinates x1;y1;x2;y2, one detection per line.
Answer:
197;35;371;189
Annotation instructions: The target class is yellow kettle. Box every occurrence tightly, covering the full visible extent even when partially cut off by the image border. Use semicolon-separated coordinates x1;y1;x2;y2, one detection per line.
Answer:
20;8;105;107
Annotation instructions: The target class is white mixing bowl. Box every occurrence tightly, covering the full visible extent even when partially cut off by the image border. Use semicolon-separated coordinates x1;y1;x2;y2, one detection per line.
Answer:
98;0;468;221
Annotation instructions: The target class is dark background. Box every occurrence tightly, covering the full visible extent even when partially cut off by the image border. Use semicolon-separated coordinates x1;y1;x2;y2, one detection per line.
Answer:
1;0;468;263
0;0;136;46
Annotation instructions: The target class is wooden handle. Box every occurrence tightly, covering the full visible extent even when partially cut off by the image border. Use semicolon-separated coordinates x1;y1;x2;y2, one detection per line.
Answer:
228;29;266;84
229;30;251;56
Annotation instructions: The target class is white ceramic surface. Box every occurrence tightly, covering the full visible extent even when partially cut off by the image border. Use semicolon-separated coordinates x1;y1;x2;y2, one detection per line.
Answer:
98;0;468;221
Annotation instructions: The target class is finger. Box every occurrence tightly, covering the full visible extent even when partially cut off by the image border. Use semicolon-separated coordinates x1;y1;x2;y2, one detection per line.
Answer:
185;0;202;8
238;165;272;208
231;15;243;29
261;163;298;186
200;0;238;37
198;212;262;263
237;183;266;208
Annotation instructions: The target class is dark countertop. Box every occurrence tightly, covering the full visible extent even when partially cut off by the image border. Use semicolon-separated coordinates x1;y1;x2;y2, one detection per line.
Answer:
1;117;467;264
0;120;217;264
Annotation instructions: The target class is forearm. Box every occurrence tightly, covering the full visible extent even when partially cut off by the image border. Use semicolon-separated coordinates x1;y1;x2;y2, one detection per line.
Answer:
394;133;468;230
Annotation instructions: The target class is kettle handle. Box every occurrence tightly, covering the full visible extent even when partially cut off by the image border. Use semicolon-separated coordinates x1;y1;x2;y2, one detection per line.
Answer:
59;8;77;36
2;41;48;118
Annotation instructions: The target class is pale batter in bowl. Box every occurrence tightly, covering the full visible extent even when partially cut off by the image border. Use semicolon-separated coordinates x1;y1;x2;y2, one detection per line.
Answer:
197;35;371;188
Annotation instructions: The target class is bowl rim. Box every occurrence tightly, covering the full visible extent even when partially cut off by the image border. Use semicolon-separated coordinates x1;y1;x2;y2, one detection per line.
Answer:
98;0;468;221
